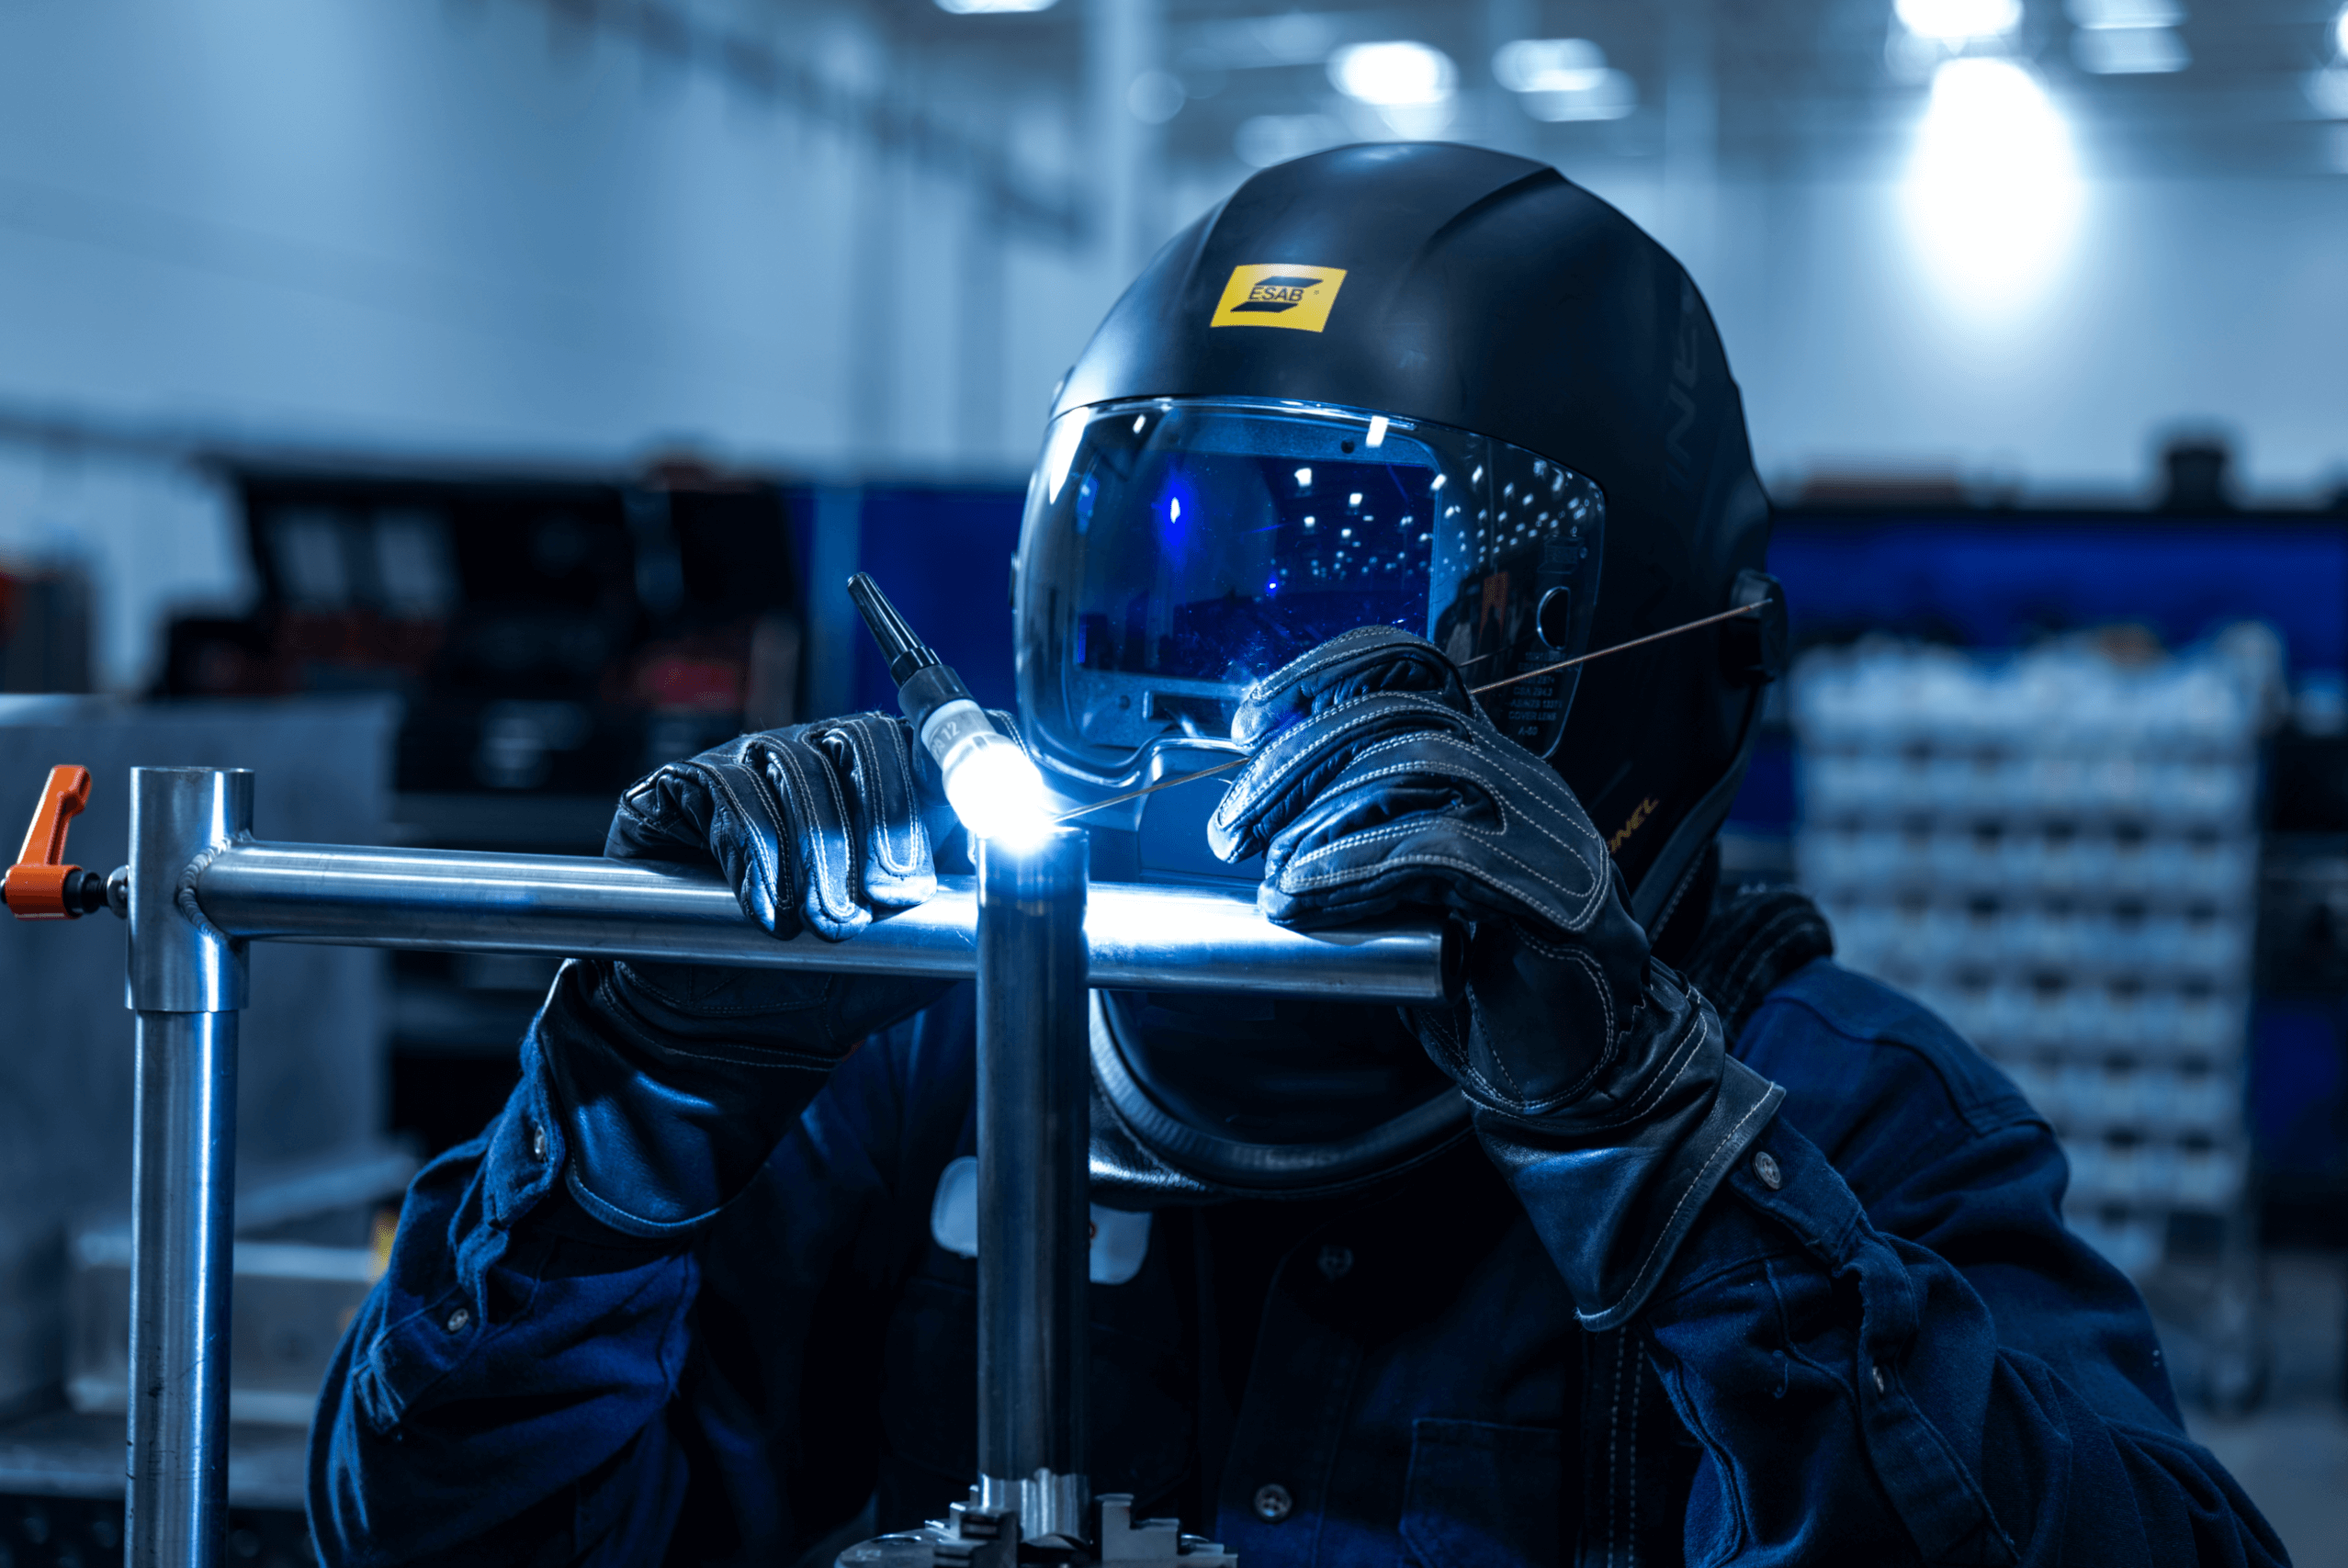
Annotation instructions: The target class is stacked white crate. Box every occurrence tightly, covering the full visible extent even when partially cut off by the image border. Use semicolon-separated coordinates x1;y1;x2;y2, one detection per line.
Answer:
1792;632;2274;1276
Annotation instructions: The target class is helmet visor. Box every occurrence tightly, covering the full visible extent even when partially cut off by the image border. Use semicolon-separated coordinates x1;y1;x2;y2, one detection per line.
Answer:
1016;397;1605;782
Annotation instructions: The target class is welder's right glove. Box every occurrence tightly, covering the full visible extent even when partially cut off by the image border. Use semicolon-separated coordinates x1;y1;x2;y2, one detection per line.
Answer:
533;714;956;1238
1208;626;1784;1328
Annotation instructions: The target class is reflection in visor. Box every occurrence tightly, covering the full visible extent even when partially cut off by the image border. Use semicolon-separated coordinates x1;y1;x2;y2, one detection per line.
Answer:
1018;399;1605;781
1070;453;1437;693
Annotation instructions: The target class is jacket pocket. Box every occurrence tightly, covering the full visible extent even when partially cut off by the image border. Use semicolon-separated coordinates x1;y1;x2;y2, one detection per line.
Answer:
1399;1418;1565;1568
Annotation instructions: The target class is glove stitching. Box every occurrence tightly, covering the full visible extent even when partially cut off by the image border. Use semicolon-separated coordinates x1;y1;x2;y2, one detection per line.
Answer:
839;722;890;888
1264;735;1610;918
1221;694;1479;832
702;759;787;928
1227;694;1472;813
1577;999;1710;1134
835;716;924;882
1585;1061;1780;1326
1281;840;1604;934
1499;996;1701;1134
1240;624;1441;710
1462;989;1526;1105
765;739;857;930
872;720;926;878
1513;933;1622;1106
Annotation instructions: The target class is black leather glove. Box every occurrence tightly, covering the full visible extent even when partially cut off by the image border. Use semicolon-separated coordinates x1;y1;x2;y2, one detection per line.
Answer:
1207;626;1783;1327
536;714;956;1238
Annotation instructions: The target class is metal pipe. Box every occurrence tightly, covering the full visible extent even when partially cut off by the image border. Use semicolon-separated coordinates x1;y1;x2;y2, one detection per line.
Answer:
189;841;1459;1004
974;829;1091;1547
126;769;253;1568
129;1013;238;1568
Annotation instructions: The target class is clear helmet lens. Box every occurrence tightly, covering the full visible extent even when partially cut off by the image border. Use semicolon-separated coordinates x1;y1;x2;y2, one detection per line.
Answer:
1015;398;1606;784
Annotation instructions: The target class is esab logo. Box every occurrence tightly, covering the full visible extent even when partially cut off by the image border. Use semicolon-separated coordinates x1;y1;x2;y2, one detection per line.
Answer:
1210;264;1348;333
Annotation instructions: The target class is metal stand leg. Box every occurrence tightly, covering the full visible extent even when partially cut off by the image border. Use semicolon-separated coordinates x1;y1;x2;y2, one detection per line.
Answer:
125;769;252;1568
976;828;1092;1547
838;827;1234;1566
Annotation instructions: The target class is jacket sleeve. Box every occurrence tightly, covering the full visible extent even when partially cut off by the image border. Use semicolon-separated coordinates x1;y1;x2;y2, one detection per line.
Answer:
307;1002;932;1567
1612;964;2286;1566
306;1018;703;1567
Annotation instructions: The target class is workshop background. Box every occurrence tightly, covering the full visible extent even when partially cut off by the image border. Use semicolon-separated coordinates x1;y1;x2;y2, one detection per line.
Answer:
2;0;2345;1562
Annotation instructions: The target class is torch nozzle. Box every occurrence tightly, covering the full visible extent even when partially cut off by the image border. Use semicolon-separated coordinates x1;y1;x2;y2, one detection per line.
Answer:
845;571;1052;845
846;572;939;686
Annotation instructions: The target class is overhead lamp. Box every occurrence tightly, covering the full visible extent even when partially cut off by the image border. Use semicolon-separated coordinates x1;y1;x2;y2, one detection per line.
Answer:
1493;38;1606;92
1902;58;2080;308
1893;0;2023;40
933;0;1057;12
1493;38;1638;121
2336;1;2348;58
1327;40;1456;107
2072;28;2190;72
2067;0;2189;73
2311;63;2348;118
2067;0;2184;24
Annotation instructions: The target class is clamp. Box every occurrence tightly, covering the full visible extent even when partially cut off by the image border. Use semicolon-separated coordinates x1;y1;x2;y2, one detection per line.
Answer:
2;764;122;919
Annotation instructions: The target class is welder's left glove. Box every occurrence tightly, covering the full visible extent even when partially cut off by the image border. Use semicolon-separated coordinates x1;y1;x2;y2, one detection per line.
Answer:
1208;626;1783;1328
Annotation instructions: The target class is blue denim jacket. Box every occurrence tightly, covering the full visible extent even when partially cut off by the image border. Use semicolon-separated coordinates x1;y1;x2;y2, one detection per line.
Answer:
308;961;2286;1566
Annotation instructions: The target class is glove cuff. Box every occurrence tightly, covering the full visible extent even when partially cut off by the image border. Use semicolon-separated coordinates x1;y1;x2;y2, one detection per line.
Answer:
536;961;835;1235
1481;1000;1785;1331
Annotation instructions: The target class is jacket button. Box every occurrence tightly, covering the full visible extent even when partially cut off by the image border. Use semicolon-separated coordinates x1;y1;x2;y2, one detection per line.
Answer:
1316;1244;1353;1281
1872;1361;1889;1394
1752;1150;1783;1190
445;1305;472;1334
1251;1483;1293;1523
528;1122;547;1163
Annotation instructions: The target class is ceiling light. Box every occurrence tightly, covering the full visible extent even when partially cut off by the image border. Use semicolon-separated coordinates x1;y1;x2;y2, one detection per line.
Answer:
1521;71;1638;121
1894;0;2023;40
934;0;1057;12
2072;27;2190;72
2311;63;2348;118
2336;2;2348;57
1493;39;1607;93
2066;0;2184;25
1903;58;2081;308
1328;41;1456;107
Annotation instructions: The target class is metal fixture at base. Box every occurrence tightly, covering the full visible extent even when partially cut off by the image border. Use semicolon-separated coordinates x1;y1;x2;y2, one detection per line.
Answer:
839;1496;1237;1567
127;768;253;1568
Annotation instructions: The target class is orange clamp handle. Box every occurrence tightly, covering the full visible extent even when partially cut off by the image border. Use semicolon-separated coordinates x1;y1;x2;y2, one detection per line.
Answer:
3;764;95;919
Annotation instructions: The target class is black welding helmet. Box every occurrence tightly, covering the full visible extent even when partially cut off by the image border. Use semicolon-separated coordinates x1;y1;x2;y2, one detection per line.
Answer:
1015;143;1782;1201
1015;141;1778;927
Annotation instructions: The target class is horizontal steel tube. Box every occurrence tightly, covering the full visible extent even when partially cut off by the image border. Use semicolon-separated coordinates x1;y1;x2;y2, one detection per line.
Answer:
189;841;1459;1004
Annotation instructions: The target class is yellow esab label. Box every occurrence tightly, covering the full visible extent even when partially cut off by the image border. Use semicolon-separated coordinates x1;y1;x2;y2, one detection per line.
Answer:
1209;264;1348;333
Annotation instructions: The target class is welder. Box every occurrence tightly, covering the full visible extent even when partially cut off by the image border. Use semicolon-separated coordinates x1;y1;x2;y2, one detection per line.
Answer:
309;144;2284;1565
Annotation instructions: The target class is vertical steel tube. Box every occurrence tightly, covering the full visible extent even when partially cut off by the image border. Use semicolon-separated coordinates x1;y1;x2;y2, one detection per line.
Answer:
126;769;253;1568
974;828;1090;1546
129;1012;239;1566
